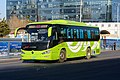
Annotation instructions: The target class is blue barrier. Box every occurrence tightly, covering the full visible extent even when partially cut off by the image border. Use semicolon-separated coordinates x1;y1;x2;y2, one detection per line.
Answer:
0;42;9;56
101;39;120;50
9;42;22;56
0;38;22;58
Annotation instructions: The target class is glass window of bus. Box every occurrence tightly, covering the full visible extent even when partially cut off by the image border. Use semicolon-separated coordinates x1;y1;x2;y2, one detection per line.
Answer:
73;28;77;39
66;27;74;39
87;29;91;39
91;28;99;41
16;29;29;42
30;32;38;42
84;30;88;40
67;28;71;38
27;25;48;42
76;29;79;39
51;28;56;40
60;27;67;39
91;30;95;39
95;30;99;35
71;28;73;39
79;29;84;39
94;28;100;40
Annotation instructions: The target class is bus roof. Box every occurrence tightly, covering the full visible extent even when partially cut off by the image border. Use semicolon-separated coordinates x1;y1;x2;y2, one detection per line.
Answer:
28;20;86;26
28;20;97;28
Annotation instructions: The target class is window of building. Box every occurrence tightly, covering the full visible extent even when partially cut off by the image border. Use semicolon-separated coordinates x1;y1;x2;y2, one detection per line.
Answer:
95;24;98;26
43;0;47;2
101;24;104;27
108;24;111;27
115;31;117;34
115;24;118;27
9;2;13;5
31;10;35;13
48;0;52;2
48;4;53;8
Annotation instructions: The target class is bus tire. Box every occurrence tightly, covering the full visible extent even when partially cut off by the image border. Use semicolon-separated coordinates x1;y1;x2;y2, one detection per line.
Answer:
86;47;91;59
58;49;66;63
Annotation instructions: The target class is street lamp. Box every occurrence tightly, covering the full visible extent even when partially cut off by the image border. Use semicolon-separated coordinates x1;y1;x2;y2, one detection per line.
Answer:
116;3;120;39
117;3;120;22
113;2;120;22
79;0;83;22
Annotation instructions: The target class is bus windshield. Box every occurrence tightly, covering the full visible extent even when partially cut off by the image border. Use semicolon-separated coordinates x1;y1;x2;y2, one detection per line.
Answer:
28;28;48;42
19;24;51;50
25;25;49;42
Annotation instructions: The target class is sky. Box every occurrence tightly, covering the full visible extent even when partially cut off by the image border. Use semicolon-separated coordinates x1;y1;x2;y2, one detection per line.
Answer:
0;0;6;19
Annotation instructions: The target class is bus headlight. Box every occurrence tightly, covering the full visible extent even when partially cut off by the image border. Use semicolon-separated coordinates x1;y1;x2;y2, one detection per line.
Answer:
42;50;50;54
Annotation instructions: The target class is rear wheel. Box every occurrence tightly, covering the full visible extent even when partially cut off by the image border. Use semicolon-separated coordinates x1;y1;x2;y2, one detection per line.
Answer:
86;48;91;59
58;49;66;63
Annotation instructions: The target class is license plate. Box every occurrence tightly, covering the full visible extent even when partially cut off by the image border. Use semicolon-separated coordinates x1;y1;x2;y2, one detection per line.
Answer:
32;56;36;59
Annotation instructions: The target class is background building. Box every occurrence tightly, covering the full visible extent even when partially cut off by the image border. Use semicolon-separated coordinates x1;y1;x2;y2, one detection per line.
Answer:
86;22;120;39
6;0;38;21
6;0;120;22
112;0;120;22
38;0;112;22
86;22;120;50
38;0;62;21
82;0;112;22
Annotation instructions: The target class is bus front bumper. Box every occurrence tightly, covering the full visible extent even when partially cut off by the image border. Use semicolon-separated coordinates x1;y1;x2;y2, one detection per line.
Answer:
21;50;56;61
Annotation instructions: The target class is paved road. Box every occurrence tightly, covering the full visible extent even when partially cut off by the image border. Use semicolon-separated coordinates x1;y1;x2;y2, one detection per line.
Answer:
0;50;120;80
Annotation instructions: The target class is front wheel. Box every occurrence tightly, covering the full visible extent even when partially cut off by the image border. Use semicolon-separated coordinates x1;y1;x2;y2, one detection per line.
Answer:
86;48;91;59
58;49;66;63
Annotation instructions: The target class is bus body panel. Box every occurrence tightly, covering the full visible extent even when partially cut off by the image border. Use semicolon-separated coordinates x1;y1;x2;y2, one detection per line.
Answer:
15;20;100;61
21;40;100;60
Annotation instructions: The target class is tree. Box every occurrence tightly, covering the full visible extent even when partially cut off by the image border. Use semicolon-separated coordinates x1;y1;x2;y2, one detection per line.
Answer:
0;18;10;37
7;15;32;33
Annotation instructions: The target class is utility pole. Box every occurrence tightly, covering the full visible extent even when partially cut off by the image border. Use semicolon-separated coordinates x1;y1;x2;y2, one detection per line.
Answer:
80;0;83;22
116;3;120;39
117;3;120;22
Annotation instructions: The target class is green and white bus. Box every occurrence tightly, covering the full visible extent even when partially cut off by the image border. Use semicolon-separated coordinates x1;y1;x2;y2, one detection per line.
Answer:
15;20;100;62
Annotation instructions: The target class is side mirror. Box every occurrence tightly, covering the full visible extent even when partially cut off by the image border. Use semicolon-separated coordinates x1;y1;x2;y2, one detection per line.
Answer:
14;27;26;37
48;27;52;37
14;28;20;37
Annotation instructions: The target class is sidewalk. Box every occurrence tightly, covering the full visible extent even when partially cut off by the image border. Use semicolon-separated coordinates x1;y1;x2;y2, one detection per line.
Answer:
101;48;120;52
0;57;21;63
101;49;112;52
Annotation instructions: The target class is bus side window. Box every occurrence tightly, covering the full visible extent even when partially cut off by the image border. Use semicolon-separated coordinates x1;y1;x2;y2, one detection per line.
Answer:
67;28;71;38
79;29;84;39
76;29;79;39
84;32;88;40
91;31;95;39
60;27;67;39
87;30;91;39
52;28;56;40
71;29;73;38
73;29;77;39
95;30;100;40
